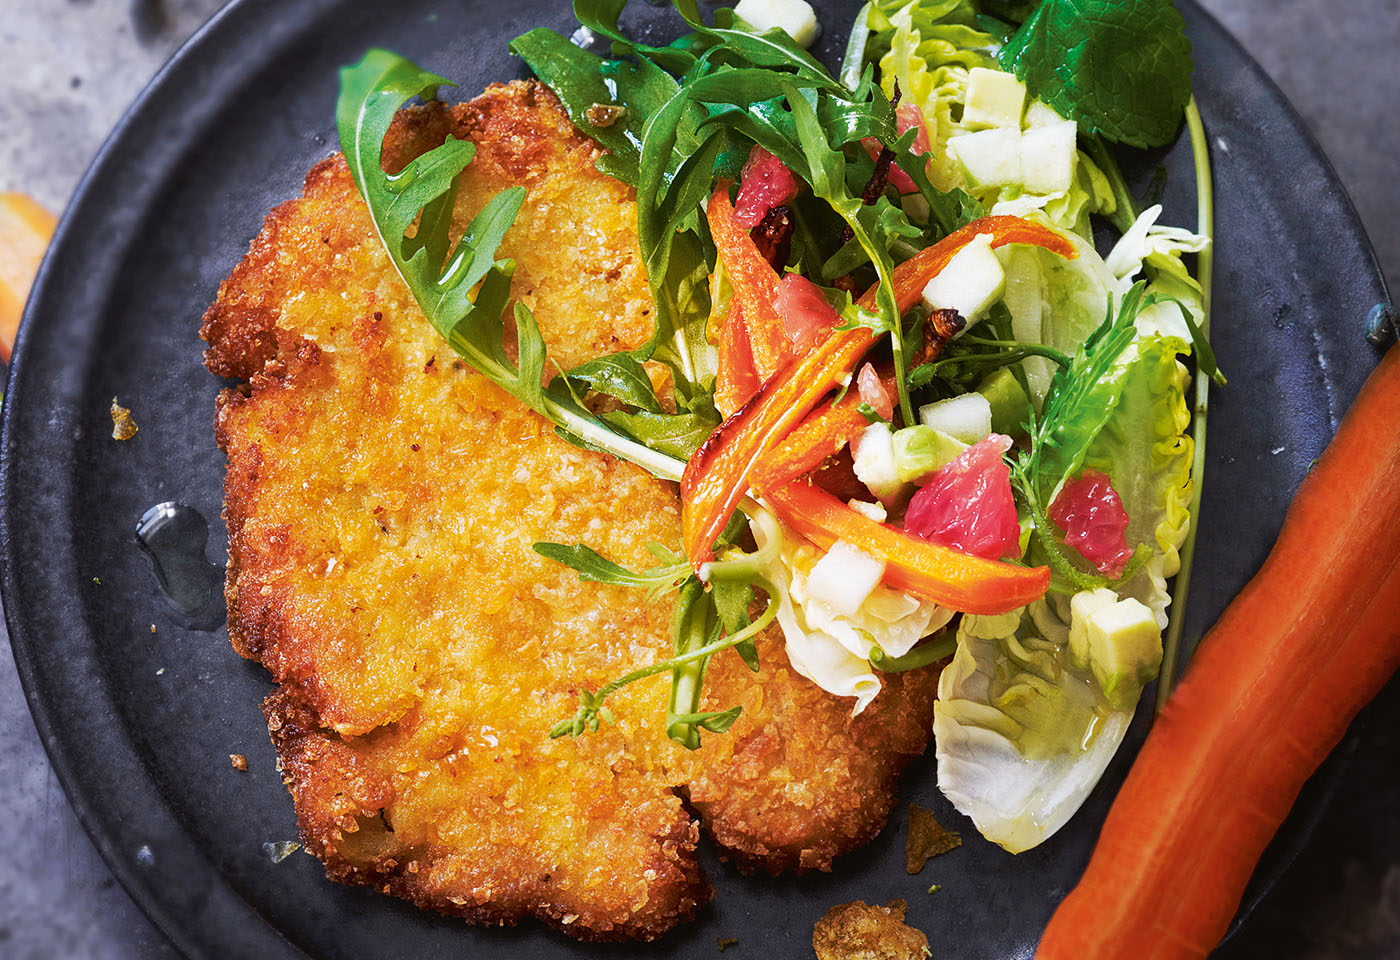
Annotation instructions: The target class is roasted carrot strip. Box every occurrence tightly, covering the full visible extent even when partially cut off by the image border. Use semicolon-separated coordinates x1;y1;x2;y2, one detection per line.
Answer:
766;480;1050;614
1037;343;1400;960
750;390;873;492
713;302;761;418
682;215;1075;566
707;182;788;380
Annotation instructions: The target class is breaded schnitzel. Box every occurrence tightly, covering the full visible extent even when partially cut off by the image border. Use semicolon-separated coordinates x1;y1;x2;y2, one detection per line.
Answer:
202;79;942;941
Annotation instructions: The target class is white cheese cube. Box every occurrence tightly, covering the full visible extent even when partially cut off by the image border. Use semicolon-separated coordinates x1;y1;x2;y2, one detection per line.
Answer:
807;540;886;618
948;128;1023;189
962;67;1027;130
920;232;1006;325
1019;120;1078;195
733;0;821;47
917;393;993;444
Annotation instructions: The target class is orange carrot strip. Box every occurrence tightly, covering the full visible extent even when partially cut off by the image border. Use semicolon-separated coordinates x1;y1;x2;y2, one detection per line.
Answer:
707;181;788;380
714;302;761;418
0;192;58;363
681;216;1075;566
766;480;1050;614
750;378;883;493
1037;343;1400;960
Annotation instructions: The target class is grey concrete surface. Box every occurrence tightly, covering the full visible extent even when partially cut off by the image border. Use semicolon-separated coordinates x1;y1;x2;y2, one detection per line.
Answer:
0;2;1396;959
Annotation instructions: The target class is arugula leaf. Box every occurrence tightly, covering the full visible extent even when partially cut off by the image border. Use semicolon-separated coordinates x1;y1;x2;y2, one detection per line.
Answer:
672;0;837;88
508;28;679;186
572;0;701;73
783;83;915;422
602;407;718;459
998;0;1193;149
532;541;690;594
567;353;666;413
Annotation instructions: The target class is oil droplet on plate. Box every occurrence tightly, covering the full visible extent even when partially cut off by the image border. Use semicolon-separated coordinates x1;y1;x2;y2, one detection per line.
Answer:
134;502;224;631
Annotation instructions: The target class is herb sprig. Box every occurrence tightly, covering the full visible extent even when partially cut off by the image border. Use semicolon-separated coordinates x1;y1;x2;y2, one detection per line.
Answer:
538;509;785;748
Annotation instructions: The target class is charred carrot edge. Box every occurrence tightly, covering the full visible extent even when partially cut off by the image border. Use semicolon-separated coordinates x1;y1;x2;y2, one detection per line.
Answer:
682;215;1075;567
707;182;789;380
714;302;762;418
765;479;1050;614
1036;343;1400;960
750;374;887;492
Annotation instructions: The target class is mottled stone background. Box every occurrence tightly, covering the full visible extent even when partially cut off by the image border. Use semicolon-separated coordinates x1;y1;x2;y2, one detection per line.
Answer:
0;1;1395;958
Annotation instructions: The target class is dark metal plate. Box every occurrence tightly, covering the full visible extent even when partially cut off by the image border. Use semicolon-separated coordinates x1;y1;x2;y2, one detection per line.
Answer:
1;1;1390;958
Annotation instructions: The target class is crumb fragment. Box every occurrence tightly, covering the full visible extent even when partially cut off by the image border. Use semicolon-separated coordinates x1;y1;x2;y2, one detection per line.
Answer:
110;397;138;440
813;899;930;960
150;624;157;633
585;103;627;127
716;937;739;951
262;840;301;863
906;803;960;874
230;754;248;771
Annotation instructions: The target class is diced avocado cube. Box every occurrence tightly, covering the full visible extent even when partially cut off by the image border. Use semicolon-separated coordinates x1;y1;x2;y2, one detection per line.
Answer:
1068;589;1163;710
733;0;821;47
852;422;906;505
976;368;1031;438
1022;99;1065;129
1019;120;1078;195
962;67;1027;130
807;540;886;617
1068;588;1117;672
948;128;1022;189
917;392;993;444
892;425;967;483
920;232;1006;325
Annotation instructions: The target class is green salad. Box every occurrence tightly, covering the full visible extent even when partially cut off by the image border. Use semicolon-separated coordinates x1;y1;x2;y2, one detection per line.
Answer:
337;0;1221;853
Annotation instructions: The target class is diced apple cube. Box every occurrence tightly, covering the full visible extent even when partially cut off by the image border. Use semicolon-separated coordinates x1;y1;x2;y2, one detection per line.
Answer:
1022;99;1065;129
920;232;1006;325
948;128;1023;189
1019;120;1078;195
917;393;993;444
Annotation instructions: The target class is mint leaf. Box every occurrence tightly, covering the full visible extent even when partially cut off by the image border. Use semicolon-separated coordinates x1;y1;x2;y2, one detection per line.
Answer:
998;0;1193;149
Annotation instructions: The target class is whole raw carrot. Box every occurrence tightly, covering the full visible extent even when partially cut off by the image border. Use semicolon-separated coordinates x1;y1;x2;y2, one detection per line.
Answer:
1037;343;1400;959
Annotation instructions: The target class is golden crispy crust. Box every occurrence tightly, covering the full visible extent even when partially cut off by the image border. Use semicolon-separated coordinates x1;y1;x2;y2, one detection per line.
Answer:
203;80;941;941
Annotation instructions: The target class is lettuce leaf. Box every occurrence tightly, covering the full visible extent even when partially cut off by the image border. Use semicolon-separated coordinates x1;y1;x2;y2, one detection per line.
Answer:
1084;337;1194;626
935;327;1194;852
934;603;1131;853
